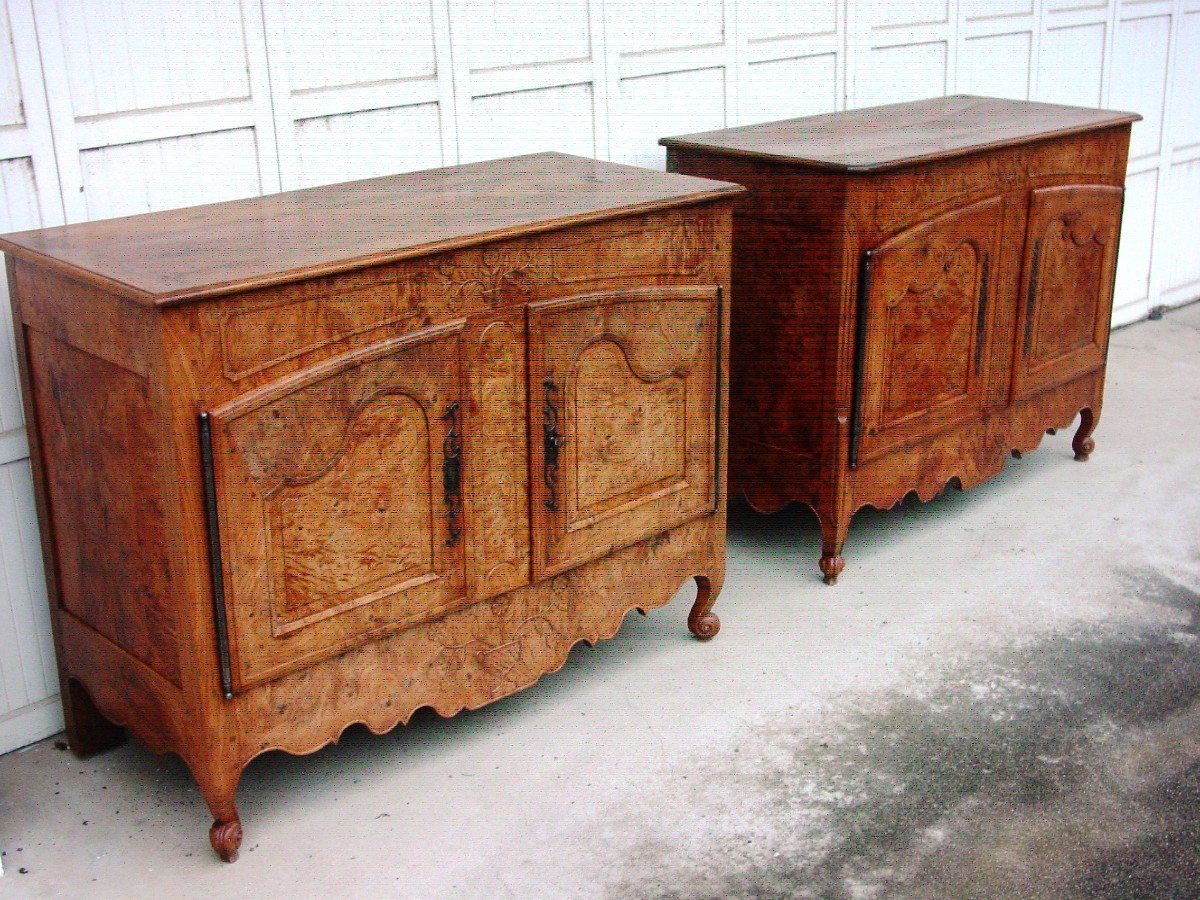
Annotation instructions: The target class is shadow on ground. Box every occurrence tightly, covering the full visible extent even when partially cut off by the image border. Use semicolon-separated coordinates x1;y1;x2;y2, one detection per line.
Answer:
599;566;1200;899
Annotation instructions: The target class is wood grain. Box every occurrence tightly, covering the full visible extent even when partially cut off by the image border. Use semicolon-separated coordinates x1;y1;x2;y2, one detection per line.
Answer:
26;330;181;685
0;153;742;305
1013;184;1123;400
527;287;720;579
4;158;738;861
209;323;467;690
667;98;1133;583
662;95;1140;173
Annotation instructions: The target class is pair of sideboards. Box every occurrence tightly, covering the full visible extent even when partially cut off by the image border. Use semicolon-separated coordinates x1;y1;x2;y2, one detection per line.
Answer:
0;96;1138;861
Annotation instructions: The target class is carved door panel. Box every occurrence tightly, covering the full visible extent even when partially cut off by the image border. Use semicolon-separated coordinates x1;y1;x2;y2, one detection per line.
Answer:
527;287;720;579
1012;185;1122;399
851;196;1005;466
203;322;465;692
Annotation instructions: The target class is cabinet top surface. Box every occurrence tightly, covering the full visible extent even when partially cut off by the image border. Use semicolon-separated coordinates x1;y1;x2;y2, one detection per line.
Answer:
660;96;1140;173
0;152;742;306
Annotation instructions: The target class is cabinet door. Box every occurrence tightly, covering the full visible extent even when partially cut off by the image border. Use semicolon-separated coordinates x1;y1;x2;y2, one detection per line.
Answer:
203;322;465;692
1012;185;1123;399
527;287;720;579
851;196;1004;466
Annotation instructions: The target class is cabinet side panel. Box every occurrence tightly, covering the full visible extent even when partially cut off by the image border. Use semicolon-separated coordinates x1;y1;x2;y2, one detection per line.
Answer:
14;263;155;375
22;309;180;686
667;149;848;512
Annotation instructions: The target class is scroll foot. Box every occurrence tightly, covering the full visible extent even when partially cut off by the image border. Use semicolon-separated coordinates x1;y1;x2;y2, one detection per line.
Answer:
820;554;845;586
688;575;721;641
688;611;720;640
210;818;243;863
818;505;850;586
1073;408;1098;461
195;759;243;862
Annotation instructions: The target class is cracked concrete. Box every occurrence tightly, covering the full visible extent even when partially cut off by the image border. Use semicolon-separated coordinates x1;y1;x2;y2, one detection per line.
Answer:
0;302;1197;898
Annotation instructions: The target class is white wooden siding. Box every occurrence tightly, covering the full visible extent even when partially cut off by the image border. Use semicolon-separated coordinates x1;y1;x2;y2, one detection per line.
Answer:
0;0;1196;753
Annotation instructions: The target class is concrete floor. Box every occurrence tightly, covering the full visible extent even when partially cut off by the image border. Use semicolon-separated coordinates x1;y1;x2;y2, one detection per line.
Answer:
1;303;1197;899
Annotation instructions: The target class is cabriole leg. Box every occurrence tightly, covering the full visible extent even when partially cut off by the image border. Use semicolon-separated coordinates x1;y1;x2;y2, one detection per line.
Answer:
818;507;850;586
194;761;244;863
1073;407;1098;461
688;574;721;640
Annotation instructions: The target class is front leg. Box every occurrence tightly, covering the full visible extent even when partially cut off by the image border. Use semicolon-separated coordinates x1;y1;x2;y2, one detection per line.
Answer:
193;758;245;863
1073;407;1098;461
688;574;721;640
210;817;244;864
818;505;851;585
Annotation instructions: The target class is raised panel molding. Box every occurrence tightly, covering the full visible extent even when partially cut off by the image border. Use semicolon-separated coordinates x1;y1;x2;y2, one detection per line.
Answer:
527;286;720;579
210;323;466;690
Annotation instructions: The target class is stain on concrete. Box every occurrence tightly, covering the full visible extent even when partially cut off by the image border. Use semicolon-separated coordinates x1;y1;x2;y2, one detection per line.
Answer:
600;566;1200;899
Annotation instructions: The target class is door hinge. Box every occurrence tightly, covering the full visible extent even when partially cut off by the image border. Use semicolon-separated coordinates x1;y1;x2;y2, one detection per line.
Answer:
849;250;874;471
198;412;234;701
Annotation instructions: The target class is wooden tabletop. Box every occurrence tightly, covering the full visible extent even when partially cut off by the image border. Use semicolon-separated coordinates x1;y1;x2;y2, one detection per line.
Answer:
660;95;1141;173
0;152;743;307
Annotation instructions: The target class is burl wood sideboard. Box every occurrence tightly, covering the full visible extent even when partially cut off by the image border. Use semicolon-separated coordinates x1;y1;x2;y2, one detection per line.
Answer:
0;152;742;861
663;96;1140;583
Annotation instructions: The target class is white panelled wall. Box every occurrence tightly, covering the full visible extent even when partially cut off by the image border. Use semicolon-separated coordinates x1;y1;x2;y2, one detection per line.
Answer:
0;0;1196;753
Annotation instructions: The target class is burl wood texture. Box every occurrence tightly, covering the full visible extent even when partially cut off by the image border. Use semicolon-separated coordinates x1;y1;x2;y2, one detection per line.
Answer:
210;324;467;690
528;287;720;579
25;329;182;686
1014;185;1124;400
0;154;738;862
664;97;1137;583
662;95;1139;173
0;152;738;304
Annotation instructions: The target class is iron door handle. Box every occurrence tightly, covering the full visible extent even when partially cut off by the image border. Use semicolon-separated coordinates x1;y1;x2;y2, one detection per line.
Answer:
974;252;991;376
1023;240;1042;355
441;402;463;545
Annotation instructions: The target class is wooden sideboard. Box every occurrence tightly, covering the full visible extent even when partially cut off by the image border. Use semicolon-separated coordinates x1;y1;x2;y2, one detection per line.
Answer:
663;96;1140;583
0;153;741;861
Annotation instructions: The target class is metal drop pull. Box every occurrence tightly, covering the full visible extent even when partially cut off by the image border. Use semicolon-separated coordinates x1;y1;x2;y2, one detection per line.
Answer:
1023;240;1042;355
542;379;565;511
441;402;463;545
974;252;991;376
